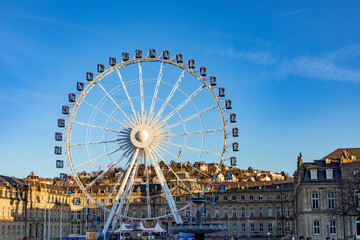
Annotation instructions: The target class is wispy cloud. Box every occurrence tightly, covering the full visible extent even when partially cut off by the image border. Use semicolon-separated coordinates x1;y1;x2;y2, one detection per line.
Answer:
212;46;360;83
267;8;308;20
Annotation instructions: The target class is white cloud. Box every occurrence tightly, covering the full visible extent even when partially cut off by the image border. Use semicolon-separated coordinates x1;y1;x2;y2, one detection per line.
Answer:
213;46;360;83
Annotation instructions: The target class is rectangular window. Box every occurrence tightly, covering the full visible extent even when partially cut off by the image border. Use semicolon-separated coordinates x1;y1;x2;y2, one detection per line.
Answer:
286;224;290;232
269;223;273;232
355;191;360;210
259;223;264;232
267;195;271;200
313;220;320;235
277;223;282;232
206;209;210;219
242;223;246;232
310;170;318;180
312;193;319;209
176;197;180;202
215;209;219;218
223;196;228;201
259;207;263;217
232;196;236;201
276;195;281;200
250;208;254;218
250;195;254;200
327;193;335;209
77;211;81;220
285;206;289;217
233;224;237;232
326;169;333;179
241;208;246;218
240;195;245;201
276;207;281;217
329;220;336;235
232;208;237;218
259;195;263;200
268;207;272;217
251;223;255;231
353;170;360;179
223;209;228;218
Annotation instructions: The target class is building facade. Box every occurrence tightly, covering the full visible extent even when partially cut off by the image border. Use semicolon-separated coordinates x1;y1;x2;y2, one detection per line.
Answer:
1;148;360;239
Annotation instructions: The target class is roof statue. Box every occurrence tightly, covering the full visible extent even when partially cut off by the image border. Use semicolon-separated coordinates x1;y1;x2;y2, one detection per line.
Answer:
341;149;351;163
297;152;303;167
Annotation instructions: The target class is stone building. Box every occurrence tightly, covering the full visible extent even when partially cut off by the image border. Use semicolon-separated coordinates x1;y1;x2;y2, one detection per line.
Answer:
1;148;360;239
294;148;360;240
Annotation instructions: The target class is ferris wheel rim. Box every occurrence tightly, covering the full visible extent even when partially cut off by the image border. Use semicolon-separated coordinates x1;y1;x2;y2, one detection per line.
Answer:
63;56;228;220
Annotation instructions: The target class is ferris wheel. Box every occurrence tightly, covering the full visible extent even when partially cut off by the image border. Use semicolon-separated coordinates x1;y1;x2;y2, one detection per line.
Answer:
54;49;238;232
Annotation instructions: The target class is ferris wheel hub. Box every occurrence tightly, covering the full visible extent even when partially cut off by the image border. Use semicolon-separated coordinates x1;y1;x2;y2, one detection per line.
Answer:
135;130;149;142
130;124;154;148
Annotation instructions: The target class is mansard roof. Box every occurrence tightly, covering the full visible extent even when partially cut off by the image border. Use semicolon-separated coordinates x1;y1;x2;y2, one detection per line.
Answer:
0;175;27;188
322;148;360;160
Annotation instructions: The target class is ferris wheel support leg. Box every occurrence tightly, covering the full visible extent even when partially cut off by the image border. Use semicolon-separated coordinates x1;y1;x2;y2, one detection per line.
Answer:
144;155;151;218
147;148;183;224
102;148;139;234
111;151;143;228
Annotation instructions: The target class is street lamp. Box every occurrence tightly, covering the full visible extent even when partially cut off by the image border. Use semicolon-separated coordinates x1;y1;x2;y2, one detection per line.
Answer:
267;232;270;240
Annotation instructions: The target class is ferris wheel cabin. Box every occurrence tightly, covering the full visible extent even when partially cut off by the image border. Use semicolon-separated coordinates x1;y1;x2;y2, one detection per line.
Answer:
77;82;84;91
226;171;233;180
62;105;69;115
55;132;62;141
59;173;66;181
122;52;129;61
149;49;156;58
188;59;195;69
225;100;232;109
69;93;76;103
162;50;169;59
232;128;239;137
72;197;81;205
58;118;65;128
56;160;64;168
230;157;237;166
109;57;117;66
176;53;183;63
233;142;239;151
86;72;94;81
218;87;225;97
230;113;236;123
65;186;73;194
54;146;62;155
135;49;143;59
210;76;217;86
219;184;226;193
97;64;105;73
200;67;206;76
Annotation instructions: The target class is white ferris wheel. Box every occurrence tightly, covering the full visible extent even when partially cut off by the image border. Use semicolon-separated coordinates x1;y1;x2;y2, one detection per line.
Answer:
54;49;238;232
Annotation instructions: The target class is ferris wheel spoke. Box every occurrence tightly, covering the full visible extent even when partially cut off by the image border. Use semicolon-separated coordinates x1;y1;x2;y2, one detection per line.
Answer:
85;151;129;191
103;148;140;233
157;139;221;156
154;143;211;179
71;138;120;147
152;70;186;124
166;105;218;130
97;82;135;127
83;100;128;128
150;146;195;198
144;153;151;218
149;62;164;116
72;121;124;134
161;128;223;137
145;147;183;223
74;146;123;170
158;84;205;125
111;150;143;228
138;62;145;119
116;69;138;121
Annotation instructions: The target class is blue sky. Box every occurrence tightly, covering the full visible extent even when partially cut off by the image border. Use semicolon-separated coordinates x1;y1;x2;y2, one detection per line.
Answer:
0;1;360;178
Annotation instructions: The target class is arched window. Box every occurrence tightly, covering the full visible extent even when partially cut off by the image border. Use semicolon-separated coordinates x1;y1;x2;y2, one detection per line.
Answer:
313;220;320;235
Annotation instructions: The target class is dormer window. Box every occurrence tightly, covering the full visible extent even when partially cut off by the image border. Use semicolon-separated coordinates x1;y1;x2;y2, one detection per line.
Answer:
310;169;318;180
326;169;333;180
